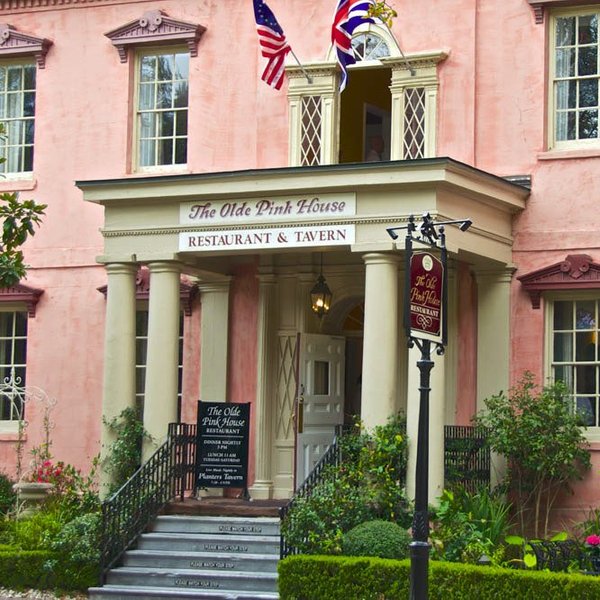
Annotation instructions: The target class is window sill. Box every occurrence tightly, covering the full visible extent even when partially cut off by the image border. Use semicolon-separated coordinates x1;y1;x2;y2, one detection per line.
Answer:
135;164;190;176
0;421;24;440
538;148;600;161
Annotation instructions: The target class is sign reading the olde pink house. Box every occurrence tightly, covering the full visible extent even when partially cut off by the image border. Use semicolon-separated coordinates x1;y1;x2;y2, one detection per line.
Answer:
409;252;444;342
180;193;356;226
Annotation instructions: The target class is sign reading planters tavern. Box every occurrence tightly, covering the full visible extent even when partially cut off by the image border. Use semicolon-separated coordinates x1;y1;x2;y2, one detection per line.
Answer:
196;401;250;490
179;193;356;252
409;252;444;343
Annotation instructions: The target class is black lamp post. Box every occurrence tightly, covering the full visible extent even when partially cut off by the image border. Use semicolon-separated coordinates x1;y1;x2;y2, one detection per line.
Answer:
387;213;472;600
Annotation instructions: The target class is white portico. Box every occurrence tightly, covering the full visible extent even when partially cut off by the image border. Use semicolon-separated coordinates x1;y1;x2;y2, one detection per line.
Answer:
77;159;528;500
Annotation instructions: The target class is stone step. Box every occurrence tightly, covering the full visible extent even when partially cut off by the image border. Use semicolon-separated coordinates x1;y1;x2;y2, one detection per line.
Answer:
151;515;281;537
137;532;280;555
105;566;278;593
123;549;279;573
89;584;279;599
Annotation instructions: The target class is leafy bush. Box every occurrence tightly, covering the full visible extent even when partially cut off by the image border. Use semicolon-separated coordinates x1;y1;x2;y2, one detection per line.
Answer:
0;472;15;515
474;373;591;538
430;487;512;564
4;508;67;550
0;550;55;590
278;555;600;600
342;520;410;559
281;414;411;554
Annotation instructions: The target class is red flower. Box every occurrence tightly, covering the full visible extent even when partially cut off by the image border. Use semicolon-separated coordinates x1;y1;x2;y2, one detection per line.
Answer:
586;534;600;546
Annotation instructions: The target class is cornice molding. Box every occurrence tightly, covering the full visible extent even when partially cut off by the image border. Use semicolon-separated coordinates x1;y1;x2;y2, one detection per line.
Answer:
97;267;198;315
0;23;52;68
517;254;600;308
0;282;43;316
527;0;600;24
105;9;206;63
0;0;124;11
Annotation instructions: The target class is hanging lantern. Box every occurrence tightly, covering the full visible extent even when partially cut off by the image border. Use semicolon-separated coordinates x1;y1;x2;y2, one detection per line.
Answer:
310;253;333;318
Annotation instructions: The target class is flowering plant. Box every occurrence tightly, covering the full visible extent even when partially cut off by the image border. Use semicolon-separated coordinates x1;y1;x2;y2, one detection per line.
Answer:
585;534;600;558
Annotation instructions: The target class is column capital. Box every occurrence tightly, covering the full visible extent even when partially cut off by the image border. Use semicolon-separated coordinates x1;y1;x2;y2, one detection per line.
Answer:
196;278;231;294
104;262;138;276
146;260;183;275
472;266;515;285
362;252;400;267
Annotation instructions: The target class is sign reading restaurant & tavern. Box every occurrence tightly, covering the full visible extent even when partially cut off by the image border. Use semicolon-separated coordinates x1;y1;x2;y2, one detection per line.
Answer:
409;252;444;343
179;193;356;252
196;401;251;490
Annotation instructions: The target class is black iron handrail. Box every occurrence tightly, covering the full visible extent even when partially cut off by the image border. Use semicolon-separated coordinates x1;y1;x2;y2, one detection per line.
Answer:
279;424;347;558
100;422;197;581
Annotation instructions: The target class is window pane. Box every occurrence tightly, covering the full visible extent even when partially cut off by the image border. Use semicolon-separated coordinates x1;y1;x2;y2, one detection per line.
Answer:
557;17;576;46
24;120;34;144
7;67;21;91
14;312;27;336
23;146;33;171
554;301;573;329
23;66;35;90
159;111;174;137
139;83;155;110
554;364;574;389
174;53;189;79
173;81;188;108
157;83;173;109
579;78;598;107
139;139;155;167
157;138;173;165
556;110;576;140
556;48;575;77
576;396;596;425
579;109;598;138
576;365;596;392
578;46;598;76
157;55;174;81
140;56;156;82
7;93;21;118
13;339;26;364
139;113;155;139
576;302;595;328
313;361;330;395
23;92;35;117
579;14;598;44
554;332;573;361
556;80;577;109
175;110;188;136
576;331;596;361
175;138;187;164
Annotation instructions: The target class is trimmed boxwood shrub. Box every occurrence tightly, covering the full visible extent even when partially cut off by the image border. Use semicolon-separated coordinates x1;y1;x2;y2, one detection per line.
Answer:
278;555;600;600
342;520;411;559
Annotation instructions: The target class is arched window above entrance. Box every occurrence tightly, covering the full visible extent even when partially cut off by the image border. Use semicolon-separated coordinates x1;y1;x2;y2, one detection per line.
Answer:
351;32;390;62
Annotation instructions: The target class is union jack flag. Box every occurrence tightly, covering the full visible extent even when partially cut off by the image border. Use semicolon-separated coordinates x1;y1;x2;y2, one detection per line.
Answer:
331;0;376;92
253;0;292;90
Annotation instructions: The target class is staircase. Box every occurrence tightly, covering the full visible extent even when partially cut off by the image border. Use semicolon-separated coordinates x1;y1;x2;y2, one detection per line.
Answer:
89;514;281;599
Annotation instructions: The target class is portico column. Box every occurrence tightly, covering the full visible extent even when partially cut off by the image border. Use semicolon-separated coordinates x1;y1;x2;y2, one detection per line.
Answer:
198;280;231;402
100;262;137;494
361;253;399;429
475;268;513;487
142;261;181;460
249;274;276;499
406;347;446;503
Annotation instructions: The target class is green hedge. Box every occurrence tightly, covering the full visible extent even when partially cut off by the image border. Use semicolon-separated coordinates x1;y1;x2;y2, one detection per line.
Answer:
0;549;98;591
278;555;600;600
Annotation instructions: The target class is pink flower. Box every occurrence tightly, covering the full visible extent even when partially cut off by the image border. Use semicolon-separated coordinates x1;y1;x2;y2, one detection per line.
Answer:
43;460;52;467
586;535;600;546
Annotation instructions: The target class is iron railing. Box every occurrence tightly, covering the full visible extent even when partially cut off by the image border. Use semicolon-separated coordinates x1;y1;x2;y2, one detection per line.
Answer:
100;422;197;581
279;425;348;558
444;425;490;492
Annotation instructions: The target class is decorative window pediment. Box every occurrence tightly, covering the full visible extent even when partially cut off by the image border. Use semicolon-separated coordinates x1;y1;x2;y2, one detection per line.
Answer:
0;23;52;68
528;0;600;24
105;10;206;63
518;254;600;308
0;282;43;316
98;268;197;316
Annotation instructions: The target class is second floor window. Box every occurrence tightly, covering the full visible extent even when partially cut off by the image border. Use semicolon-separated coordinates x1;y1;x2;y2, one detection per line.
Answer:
552;10;599;148
136;50;189;169
0;311;27;421
0;61;35;175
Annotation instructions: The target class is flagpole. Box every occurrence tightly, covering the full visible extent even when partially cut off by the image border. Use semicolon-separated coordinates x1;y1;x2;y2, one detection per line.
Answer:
289;48;313;84
382;21;415;76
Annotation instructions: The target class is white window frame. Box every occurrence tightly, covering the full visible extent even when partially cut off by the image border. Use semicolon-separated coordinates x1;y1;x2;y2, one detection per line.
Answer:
545;291;600;441
548;7;600;151
0;59;36;179
0;309;28;434
133;46;190;173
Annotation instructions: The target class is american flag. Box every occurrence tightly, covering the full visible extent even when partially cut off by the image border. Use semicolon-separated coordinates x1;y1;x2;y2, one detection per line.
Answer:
253;0;292;90
331;0;376;92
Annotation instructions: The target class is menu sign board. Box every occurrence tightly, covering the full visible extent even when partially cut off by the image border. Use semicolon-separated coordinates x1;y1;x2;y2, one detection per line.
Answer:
196;401;250;490
409;252;444;342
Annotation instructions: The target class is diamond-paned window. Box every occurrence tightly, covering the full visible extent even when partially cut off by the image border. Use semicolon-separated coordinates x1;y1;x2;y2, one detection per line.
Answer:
552;11;600;145
300;96;322;166
403;87;426;159
351;32;391;61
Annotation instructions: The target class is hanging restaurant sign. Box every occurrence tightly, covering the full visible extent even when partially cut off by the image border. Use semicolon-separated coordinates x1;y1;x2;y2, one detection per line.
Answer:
179;224;355;252
409;252;444;342
180;193;356;226
196;401;251;490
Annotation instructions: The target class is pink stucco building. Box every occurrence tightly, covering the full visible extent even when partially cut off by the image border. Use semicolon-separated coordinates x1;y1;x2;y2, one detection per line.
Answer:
0;0;598;526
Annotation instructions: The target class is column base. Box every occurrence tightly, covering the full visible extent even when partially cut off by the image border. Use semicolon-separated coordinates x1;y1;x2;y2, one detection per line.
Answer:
248;480;274;500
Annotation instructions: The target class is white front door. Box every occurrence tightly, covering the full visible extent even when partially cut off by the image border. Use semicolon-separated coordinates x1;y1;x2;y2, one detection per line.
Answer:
295;333;345;488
